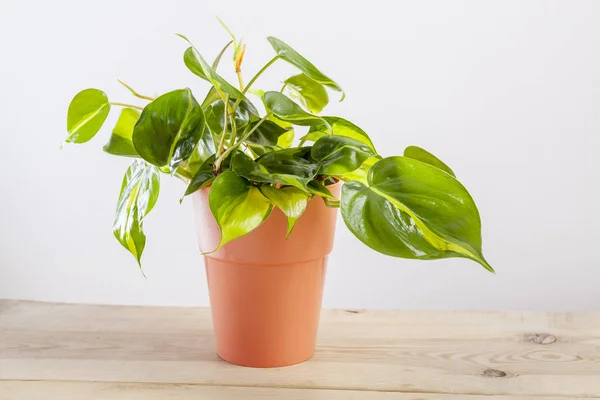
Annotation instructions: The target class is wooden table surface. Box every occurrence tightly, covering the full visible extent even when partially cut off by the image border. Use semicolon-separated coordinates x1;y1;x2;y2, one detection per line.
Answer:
1;300;599;399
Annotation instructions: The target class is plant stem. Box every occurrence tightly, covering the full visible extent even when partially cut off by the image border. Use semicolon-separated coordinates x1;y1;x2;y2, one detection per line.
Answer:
280;82;288;93
242;56;278;96
110;102;144;111
215;94;230;164
117;80;155;101
236;71;244;91
214;113;271;171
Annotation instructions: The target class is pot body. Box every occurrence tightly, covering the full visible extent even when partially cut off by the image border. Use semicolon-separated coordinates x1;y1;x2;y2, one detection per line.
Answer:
192;184;340;367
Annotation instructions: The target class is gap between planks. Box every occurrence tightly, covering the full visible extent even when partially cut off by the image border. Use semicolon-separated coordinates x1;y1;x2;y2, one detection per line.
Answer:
1;380;597;400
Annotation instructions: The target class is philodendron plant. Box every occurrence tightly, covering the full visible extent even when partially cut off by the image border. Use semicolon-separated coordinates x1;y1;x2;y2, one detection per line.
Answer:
64;24;493;273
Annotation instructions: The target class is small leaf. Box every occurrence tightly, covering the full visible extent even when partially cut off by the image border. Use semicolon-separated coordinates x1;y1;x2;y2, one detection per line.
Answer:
66;89;110;143
301;117;375;151
338;156;381;184
260;185;309;237
208;171;273;251
340;157;492;272
267;37;344;100
284;73;329;114
233;151;318;192
178;34;244;100
113;160;160;268
205;98;257;136
277;127;295;148
404;146;456;177
132;88;206;171
103;108;140;157
246;120;289;146
311;135;377;175
263;91;330;130
307;180;337;199
184;155;216;196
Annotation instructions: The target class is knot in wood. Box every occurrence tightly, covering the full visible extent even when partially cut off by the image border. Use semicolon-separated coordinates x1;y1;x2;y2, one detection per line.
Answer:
482;368;507;378
525;333;557;345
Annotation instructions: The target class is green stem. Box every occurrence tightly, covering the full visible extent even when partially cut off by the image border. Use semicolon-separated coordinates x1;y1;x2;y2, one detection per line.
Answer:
280;82;288;93
214;113;271;171
236;71;244;91
243;56;278;96
231;56;279;113
110;102;144;111
215;94;230;163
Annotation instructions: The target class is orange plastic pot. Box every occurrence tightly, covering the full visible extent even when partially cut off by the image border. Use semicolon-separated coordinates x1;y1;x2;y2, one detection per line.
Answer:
192;184;340;367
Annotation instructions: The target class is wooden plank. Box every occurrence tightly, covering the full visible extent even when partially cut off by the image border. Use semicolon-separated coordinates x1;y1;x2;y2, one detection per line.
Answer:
2;381;596;400
1;300;599;397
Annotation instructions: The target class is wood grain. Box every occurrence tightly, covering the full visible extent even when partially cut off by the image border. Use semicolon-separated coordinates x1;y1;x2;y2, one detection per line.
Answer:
1;300;599;399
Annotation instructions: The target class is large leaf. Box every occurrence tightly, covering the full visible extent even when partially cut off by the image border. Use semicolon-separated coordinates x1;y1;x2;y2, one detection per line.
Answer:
132;88;206;170
311;135;377;175
263;91;330;131
232;151;318;192
267;37;344;100
66;89;110;143
301;117;375;151
184;155;216;196
404;146;455;177
284;73;329;114
178;34;244;100
341;157;492;272
208;171;273;250
113;160;160;268
103;108;140;157
260;185;309;237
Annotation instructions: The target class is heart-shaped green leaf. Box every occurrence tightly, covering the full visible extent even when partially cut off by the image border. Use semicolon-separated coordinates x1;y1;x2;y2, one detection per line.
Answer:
263;91;330;131
267;37;344;100
246;120;289;146
113;160;160;269
66;89;110;144
311;135;377;175
301;117;375;151
178;34;244;100
233;151;318;192
103;108;140;157
132;88;206;171
184;155;216;196
260;185;309;237
284;73;329;114
208;171;273;251
205;98;257;136
341;156;492;272
404;146;455;177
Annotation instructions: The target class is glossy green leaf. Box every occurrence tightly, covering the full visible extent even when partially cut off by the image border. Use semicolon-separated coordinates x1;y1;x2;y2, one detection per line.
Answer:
260;185;309;237
284;73;329;114
307;180;337;199
311;135;377;175
301;117;375;151
337;156;381;184
103;108;140;157
404;146;455;177
178;34;244;100
132;88;206;170
205;98;257;136
277;127;295;148
341;157;492;272
233;151;318;192
267;37;345;100
263;91;330;131
113;160;160;269
246;120;289;146
208;171;272;251
66;89;110;143
184;155;215;196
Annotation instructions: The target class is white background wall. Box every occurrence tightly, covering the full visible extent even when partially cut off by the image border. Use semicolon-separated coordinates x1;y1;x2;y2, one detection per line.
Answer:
1;0;599;311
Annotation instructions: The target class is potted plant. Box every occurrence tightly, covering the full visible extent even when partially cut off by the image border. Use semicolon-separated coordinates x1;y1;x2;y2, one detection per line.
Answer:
64;23;493;368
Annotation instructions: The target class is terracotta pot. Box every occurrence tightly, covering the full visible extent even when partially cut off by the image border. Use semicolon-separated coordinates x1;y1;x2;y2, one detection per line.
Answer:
192;184;340;367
